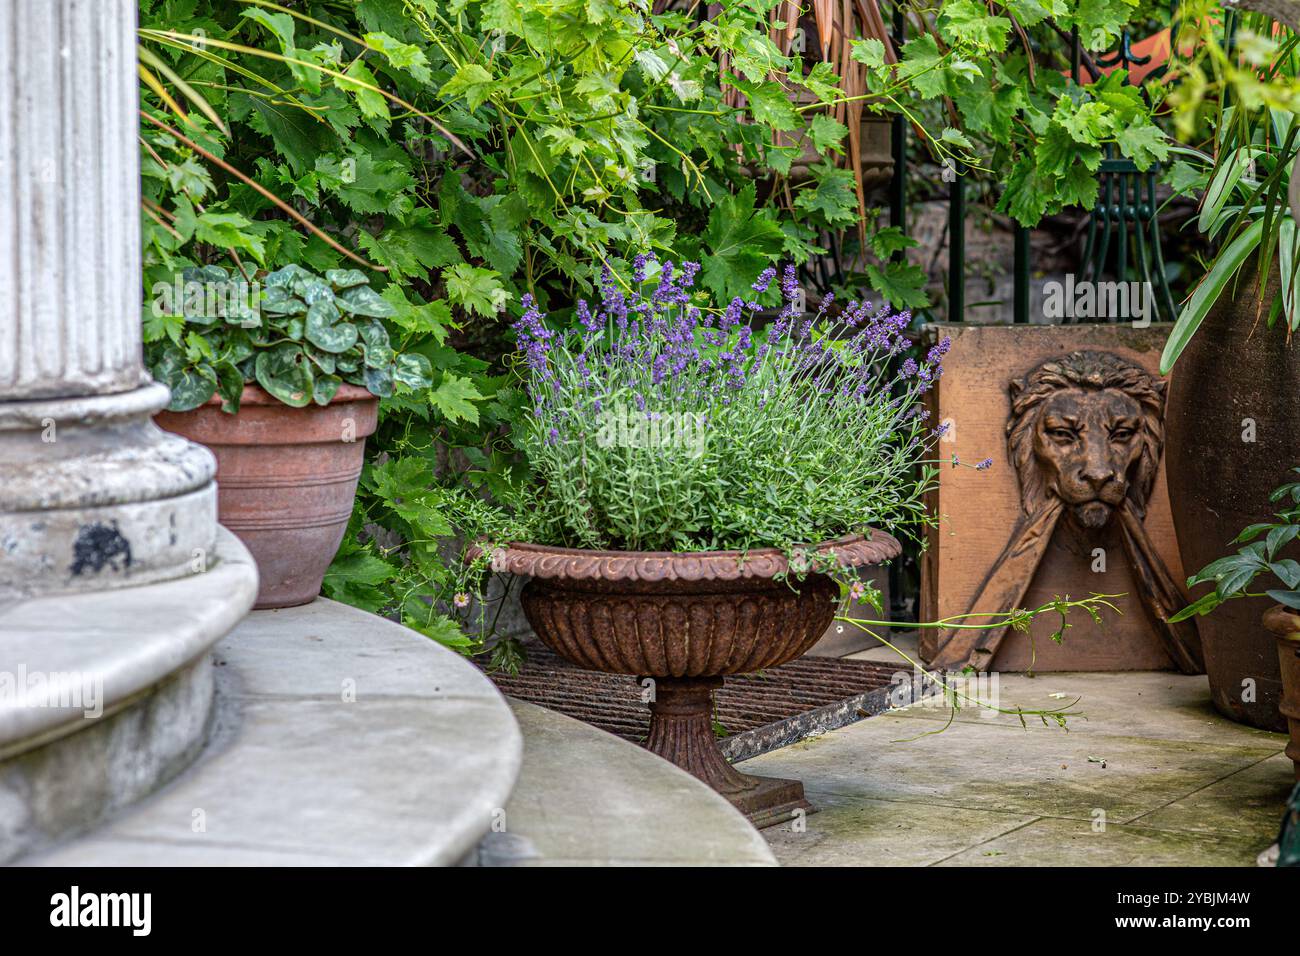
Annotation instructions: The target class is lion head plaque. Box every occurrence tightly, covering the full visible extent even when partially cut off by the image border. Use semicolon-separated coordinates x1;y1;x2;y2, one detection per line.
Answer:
931;350;1203;674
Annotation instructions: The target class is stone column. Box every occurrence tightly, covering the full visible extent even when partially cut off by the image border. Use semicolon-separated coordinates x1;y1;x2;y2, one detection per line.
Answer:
0;0;217;598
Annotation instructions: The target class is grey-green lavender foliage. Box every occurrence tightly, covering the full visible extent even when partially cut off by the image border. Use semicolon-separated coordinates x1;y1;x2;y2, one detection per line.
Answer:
503;255;964;554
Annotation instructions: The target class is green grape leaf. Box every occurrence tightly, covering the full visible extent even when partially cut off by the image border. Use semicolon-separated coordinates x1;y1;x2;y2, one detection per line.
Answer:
440;63;495;112
794;163;859;226
897;35;949;100
363;31;432;84
334;61;389;120
808;114;849;156
698;182;785;300
445;264;511;317
429;372;483;424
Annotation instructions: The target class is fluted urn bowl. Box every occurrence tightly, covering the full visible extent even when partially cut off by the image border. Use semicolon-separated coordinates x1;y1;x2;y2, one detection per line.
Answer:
486;532;901;826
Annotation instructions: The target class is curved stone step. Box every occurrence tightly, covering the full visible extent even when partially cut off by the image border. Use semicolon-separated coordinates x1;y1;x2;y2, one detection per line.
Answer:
19;599;522;866
477;699;777;866
0;526;258;863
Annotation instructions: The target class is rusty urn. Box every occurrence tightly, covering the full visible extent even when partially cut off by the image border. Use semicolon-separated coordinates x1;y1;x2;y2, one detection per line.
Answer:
1263;606;1300;781
488;533;901;826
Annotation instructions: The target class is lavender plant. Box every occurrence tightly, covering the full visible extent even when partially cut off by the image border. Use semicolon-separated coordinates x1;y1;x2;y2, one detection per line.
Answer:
471;255;1121;713
507;254;952;554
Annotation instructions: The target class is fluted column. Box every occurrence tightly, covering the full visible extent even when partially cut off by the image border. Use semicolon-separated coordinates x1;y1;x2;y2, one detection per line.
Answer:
0;0;217;599
0;0;143;399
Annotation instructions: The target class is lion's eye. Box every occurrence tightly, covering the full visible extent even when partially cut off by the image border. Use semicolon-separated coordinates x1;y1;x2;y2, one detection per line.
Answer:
1111;428;1135;442
1047;428;1075;442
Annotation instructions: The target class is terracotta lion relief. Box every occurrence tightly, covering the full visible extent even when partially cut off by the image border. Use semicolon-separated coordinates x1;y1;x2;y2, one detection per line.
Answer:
931;350;1203;674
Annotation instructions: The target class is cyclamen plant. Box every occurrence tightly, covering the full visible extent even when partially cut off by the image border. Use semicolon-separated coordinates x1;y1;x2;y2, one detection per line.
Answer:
507;254;957;555
145;264;434;413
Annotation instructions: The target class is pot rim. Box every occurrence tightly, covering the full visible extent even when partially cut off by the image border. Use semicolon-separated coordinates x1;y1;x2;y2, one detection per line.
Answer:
472;531;901;583
1264;604;1300;641
189;382;378;409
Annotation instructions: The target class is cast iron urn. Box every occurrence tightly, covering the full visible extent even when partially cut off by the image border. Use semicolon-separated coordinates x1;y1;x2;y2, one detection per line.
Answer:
484;533;900;827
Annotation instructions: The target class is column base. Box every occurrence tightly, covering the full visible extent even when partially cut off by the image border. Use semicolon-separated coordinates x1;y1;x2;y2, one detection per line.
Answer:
0;526;258;863
0;382;218;598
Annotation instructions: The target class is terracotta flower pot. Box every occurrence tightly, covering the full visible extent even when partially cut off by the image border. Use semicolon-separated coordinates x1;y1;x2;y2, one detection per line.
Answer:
1263;606;1300;782
156;384;378;609
1165;265;1299;731
482;532;901;827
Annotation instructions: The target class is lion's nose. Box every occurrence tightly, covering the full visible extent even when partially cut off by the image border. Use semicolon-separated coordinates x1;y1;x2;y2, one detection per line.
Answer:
1080;464;1115;487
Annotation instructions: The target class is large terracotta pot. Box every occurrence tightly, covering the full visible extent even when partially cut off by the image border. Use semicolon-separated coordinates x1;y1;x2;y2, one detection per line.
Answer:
1165;265;1299;731
483;532;901;827
1263;606;1300;781
156;384;378;609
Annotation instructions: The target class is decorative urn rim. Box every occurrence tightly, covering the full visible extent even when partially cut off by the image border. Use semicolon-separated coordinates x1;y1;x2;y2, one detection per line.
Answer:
471;530;901;583
1264;605;1300;642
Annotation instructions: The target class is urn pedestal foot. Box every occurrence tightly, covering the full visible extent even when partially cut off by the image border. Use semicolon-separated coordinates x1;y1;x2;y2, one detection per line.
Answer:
644;676;813;828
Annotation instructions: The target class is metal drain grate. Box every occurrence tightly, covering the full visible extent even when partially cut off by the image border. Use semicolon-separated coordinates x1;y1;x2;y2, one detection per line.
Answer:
485;646;905;762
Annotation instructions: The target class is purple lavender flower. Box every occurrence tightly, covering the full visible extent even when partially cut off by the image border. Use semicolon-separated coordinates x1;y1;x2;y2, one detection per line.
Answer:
632;252;656;284
779;264;798;302
721;296;744;332
654;260;675;302
976;457;993;471
925;336;951;365
511;257;945;526
513;293;555;386
576;298;600;334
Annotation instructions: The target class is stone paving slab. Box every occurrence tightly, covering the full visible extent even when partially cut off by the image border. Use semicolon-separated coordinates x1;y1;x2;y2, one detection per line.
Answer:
743;713;1276;822
763;791;1037;867
1127;752;1296;840
879;670;1287;747
217;598;495;701
745;671;1290;866
934;817;1265;867
27;836;351;867
505;856;774;866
